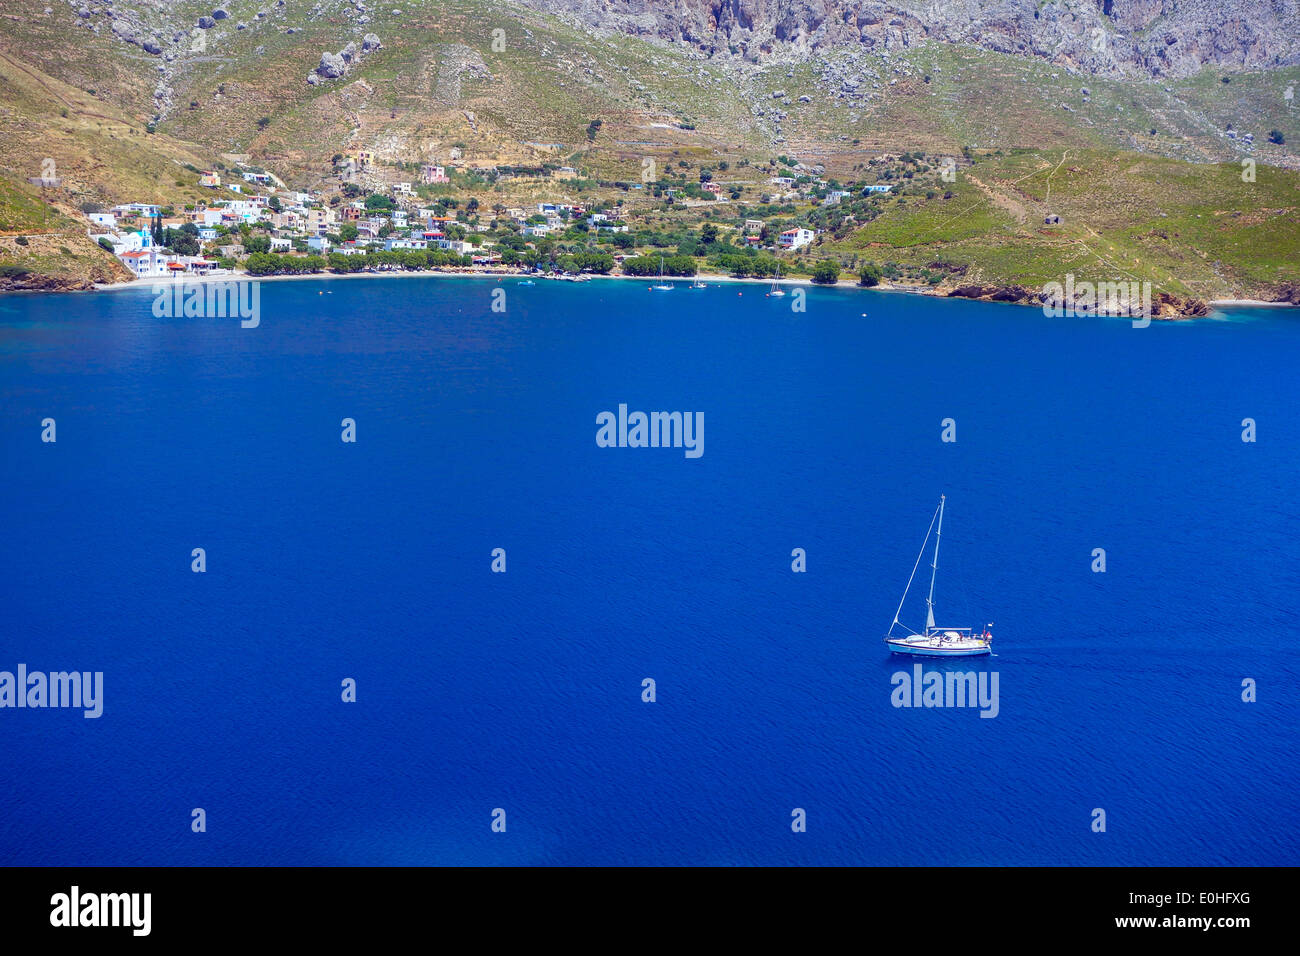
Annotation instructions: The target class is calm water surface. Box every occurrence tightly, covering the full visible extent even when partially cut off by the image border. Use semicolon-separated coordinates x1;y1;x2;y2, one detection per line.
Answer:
0;276;1296;865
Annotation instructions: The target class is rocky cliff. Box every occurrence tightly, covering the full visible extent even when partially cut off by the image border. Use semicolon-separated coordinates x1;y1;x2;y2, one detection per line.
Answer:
519;0;1300;78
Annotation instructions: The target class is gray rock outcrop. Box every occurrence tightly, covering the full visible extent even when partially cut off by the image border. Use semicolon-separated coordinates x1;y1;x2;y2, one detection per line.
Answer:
309;33;383;84
317;51;347;78
515;0;1300;78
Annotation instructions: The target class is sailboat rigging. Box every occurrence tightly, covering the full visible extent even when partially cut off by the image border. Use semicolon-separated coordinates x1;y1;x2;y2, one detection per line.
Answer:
884;496;993;657
768;260;786;297
651;255;674;291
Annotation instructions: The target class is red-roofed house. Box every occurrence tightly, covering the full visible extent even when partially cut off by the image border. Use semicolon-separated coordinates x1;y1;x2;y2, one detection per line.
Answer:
778;228;815;251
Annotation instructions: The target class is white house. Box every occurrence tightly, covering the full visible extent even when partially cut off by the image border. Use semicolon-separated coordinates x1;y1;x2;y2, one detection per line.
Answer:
88;212;116;229
112;203;160;218
224;200;264;223
307;236;330;253
183;257;222;275
384;238;427;251
864;184;893;194
118;249;173;277
778;228;816;251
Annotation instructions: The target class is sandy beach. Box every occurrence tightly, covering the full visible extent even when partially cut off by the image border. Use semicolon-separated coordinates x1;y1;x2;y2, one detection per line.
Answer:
94;266;924;296
91;267;1292;311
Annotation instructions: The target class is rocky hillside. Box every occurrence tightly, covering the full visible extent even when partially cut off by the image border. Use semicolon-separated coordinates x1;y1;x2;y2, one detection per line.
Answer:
0;176;132;292
522;0;1300;78
0;0;1295;301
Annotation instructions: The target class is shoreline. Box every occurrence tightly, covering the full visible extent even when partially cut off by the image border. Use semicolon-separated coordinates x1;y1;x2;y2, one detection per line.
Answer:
94;268;832;288
75;268;1299;311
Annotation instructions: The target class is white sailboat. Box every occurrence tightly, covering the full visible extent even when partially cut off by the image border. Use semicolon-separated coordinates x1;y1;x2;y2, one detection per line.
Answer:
768;260;786;297
884;495;993;657
651;255;674;291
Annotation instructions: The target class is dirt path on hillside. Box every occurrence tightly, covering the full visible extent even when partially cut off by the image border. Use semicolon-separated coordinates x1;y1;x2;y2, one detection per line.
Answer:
0;48;123;126
967;172;1029;224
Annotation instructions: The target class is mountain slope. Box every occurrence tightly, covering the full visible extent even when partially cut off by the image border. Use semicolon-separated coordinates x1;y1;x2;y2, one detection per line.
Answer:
821;147;1300;301
0;0;1295;300
519;0;1300;79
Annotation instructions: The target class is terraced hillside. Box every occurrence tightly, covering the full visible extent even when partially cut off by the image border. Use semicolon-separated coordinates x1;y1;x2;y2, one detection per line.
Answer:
821;148;1300;302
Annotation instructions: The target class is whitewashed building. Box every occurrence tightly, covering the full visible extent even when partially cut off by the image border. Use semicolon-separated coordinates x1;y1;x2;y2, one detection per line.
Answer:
778;228;816;251
118;249;173;277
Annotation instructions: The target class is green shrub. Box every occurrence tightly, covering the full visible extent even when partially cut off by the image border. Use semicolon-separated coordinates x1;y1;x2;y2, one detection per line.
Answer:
811;260;840;284
858;262;882;287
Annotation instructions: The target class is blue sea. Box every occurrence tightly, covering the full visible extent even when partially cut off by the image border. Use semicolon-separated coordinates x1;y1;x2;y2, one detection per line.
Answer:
1;275;1296;866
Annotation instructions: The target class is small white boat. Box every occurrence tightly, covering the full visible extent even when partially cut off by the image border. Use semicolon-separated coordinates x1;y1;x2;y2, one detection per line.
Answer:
650;255;674;291
884;495;992;657
518;279;535;286
690;279;707;289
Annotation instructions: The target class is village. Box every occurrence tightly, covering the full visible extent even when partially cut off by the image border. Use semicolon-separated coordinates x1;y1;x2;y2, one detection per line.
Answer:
86;147;920;285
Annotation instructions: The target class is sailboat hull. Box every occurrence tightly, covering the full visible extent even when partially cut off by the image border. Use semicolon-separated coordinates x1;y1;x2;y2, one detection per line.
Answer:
885;637;992;657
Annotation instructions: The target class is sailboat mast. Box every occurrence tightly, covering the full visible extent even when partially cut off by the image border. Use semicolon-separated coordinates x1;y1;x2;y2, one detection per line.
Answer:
888;498;941;639
925;495;944;632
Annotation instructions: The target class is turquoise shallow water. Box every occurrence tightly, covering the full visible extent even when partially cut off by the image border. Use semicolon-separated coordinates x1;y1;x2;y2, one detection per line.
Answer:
0;276;1296;865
